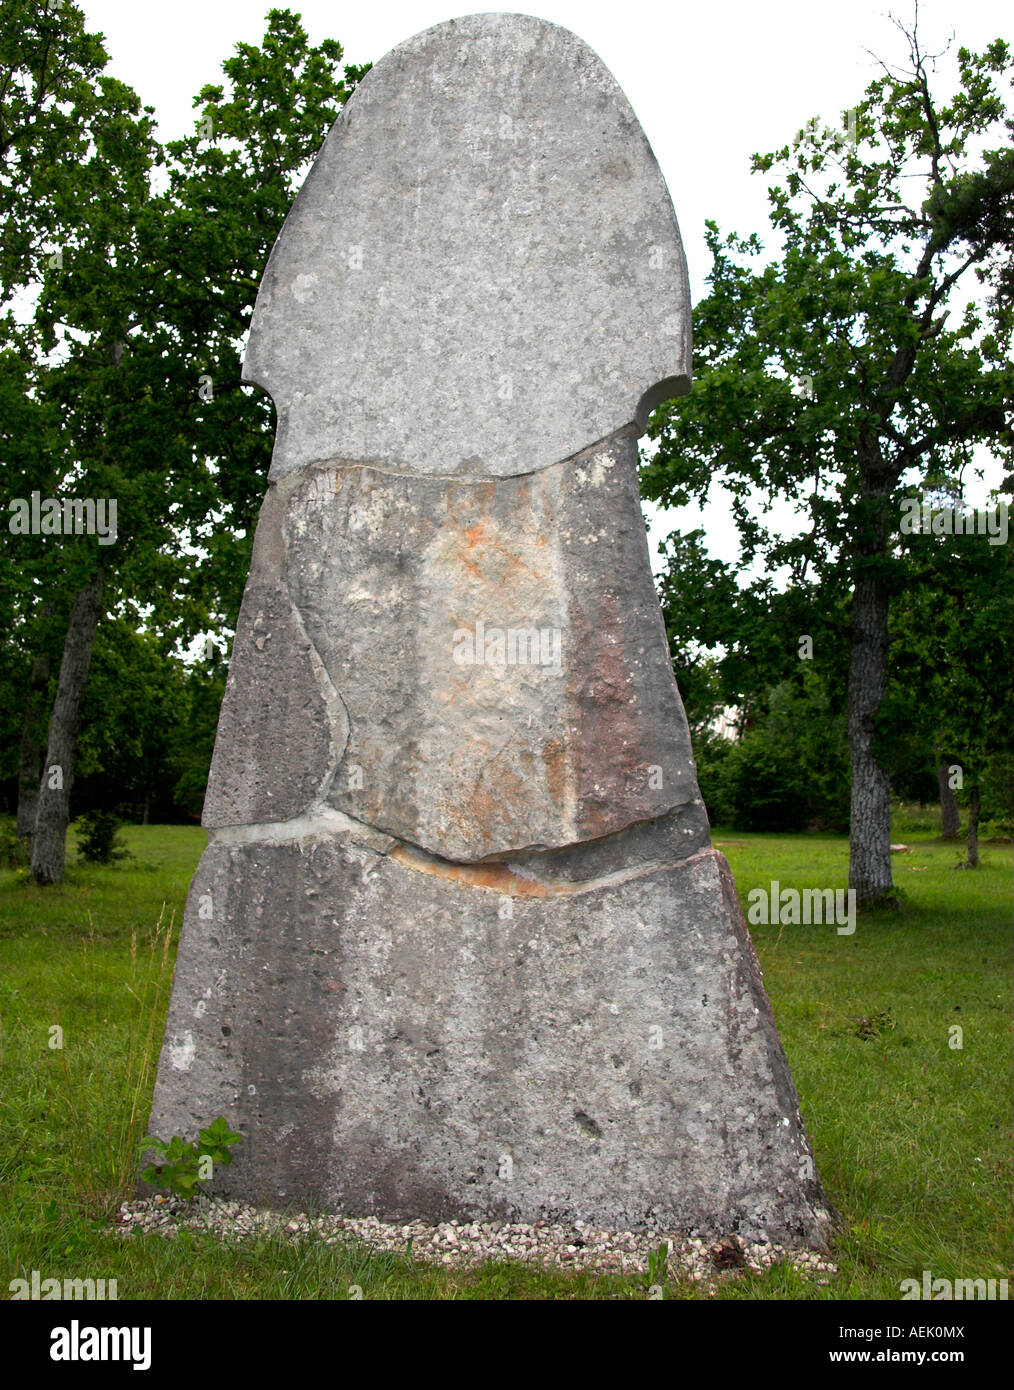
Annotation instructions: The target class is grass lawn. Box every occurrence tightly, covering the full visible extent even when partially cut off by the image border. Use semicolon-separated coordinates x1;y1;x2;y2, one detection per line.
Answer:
1;819;1010;1300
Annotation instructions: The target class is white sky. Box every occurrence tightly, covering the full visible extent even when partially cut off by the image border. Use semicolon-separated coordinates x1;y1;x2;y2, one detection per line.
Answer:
80;0;1012;574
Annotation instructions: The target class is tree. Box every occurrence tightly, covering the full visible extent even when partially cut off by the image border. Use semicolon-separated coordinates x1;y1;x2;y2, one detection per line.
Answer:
642;17;1013;905
1;0;161;882
887;498;1014;865
0;0;120;303
73;622;190;824
2;5;368;881
654;531;852;831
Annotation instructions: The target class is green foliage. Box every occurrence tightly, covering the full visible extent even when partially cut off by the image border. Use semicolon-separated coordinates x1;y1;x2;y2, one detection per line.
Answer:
147;9;370;627
643;21;1012;899
0;812;29;868
73;625;227;822
165;657;227;820
885;507;1014;832
698;675;849;832
0;8;369;852
705;731;808;833
890;800;942;835
141;1118;241;1201
74;809;131;864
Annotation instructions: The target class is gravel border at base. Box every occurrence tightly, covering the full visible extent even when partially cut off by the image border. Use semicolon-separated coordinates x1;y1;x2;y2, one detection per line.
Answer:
116;1196;837;1288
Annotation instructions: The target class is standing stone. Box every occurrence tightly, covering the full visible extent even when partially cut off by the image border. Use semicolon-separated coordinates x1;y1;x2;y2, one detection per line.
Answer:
148;13;831;1245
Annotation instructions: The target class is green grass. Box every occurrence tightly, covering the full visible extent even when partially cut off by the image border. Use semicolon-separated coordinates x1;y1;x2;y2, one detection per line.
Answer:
1;820;1010;1300
711;828;1011;1297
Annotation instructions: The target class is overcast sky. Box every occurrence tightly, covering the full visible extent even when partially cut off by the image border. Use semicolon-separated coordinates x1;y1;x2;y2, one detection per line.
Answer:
79;0;1011;569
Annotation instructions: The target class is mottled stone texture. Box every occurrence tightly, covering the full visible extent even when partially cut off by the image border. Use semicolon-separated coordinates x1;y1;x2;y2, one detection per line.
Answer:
242;12;691;480
148;12;831;1244
152;838;825;1239
204;428;702;859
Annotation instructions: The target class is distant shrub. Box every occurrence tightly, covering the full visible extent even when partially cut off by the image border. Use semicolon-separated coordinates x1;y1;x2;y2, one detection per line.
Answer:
75;809;131;864
716;732;811;833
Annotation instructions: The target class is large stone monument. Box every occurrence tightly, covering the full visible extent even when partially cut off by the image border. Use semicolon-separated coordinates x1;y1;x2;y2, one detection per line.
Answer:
148;13;831;1244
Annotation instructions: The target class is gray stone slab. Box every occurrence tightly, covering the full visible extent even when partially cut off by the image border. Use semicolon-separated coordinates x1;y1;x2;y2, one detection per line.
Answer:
242;13;691;481
201;583;338;826
206;426;705;858
149;834;829;1241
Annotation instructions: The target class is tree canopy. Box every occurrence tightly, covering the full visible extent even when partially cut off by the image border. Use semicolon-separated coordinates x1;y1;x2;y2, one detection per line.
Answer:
642;18;1013;902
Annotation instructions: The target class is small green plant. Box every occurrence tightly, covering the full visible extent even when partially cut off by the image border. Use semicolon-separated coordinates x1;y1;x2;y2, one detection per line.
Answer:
141;1117;242;1200
852;1010;897;1039
75;808;131;864
644;1239;670;1289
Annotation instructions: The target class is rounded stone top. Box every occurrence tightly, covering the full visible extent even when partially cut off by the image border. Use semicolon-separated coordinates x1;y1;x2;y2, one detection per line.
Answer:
243;11;692;480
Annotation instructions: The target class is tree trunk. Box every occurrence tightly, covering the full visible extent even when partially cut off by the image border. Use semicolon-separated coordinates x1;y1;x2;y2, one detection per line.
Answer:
937;761;960;839
847;432;897;908
964;785;980;869
15;600;57;843
848;571;895;904
15;650;51;843
30;571;105;886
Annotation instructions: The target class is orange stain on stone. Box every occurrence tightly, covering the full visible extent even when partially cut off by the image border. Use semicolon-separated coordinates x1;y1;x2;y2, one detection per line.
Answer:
390;845;551;896
463;518;492;550
541;738;569;815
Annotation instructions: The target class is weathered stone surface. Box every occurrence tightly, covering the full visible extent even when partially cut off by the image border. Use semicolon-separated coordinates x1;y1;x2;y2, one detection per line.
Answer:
149;12;831;1246
202;483;348;827
150;835;827;1240
206;426;703;855
201;586;339;826
242;12;691;481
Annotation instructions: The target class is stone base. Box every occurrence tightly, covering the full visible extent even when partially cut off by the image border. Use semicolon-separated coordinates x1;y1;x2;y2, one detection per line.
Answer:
148;825;832;1245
